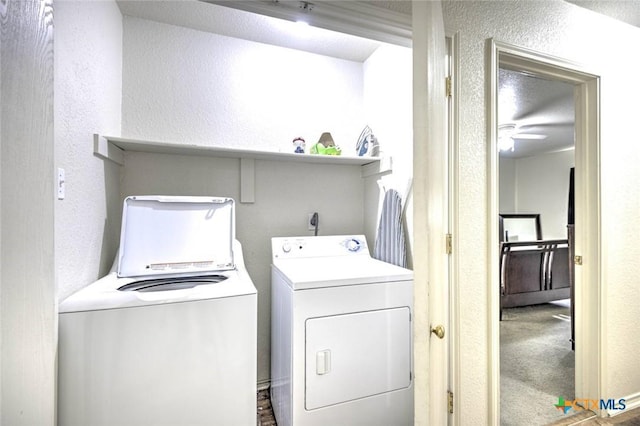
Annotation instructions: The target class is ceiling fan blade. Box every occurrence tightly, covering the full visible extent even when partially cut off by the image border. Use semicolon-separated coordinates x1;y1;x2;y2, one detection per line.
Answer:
512;133;547;140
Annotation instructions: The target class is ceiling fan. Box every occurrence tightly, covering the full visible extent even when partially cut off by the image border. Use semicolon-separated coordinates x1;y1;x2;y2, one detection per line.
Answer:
498;123;547;152
498;68;575;155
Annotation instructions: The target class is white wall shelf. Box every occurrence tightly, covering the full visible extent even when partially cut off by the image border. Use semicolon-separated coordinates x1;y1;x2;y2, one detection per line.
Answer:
96;135;382;166
94;134;391;203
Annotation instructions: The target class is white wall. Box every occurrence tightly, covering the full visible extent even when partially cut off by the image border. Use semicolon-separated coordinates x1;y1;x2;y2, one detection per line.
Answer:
362;44;413;265
55;0;123;301
444;0;640;420
120;17;383;385
516;150;574;239
499;156;516;213
499;150;574;239
122;16;365;152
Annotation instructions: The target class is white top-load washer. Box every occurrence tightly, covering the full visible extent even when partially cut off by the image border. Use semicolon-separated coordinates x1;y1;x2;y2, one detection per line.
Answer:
270;235;414;426
58;196;257;426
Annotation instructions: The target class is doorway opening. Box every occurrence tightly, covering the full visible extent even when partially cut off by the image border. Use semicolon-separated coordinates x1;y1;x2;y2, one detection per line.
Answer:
488;40;602;424
497;67;576;425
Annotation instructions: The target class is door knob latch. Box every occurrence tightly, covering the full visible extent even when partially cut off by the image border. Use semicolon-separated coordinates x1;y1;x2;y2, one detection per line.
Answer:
431;325;445;339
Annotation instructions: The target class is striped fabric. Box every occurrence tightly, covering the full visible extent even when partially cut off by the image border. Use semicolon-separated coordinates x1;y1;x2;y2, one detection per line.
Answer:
373;189;407;268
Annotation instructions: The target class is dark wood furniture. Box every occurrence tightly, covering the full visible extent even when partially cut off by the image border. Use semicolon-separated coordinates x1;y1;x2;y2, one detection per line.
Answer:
568;167;575;350
499;214;571;320
500;213;542;243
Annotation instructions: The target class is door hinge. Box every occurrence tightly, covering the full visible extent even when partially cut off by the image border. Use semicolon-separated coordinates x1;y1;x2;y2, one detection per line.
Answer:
446;76;452;98
448;390;454;414
574;255;583;265
446;233;453;255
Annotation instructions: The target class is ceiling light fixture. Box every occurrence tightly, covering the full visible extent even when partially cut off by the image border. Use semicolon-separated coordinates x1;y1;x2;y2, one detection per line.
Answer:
205;0;412;47
498;124;516;152
498;135;515;152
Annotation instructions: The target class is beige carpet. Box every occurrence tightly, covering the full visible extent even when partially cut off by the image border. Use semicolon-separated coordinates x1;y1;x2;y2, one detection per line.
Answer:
500;300;575;425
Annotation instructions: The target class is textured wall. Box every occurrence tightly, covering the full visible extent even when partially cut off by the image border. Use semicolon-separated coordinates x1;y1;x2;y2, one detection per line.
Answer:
443;0;640;419
55;0;123;301
516;150;574;239
499;150;575;239
122;16;365;152
499;157;516;213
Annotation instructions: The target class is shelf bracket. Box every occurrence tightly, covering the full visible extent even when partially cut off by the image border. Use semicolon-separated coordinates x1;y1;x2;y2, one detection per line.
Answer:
93;134;124;166
361;155;392;178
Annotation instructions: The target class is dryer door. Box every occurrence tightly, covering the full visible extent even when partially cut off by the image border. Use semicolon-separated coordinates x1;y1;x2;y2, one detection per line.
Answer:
305;307;411;410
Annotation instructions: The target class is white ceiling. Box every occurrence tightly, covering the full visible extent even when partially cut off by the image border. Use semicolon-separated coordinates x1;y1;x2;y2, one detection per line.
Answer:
567;0;640;28
498;69;575;159
116;1;397;62
116;1;640;159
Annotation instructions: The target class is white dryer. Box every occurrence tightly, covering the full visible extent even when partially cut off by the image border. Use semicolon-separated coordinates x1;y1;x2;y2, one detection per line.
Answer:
58;196;257;426
270;235;414;426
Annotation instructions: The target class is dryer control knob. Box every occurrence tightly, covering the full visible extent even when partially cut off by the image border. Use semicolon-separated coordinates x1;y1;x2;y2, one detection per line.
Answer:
282;242;292;253
346;238;361;252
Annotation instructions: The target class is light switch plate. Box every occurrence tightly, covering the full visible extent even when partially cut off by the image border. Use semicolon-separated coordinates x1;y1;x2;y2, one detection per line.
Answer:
57;168;65;200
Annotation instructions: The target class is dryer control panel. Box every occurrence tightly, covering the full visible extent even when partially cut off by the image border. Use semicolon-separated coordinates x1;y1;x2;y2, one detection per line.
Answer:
272;235;369;260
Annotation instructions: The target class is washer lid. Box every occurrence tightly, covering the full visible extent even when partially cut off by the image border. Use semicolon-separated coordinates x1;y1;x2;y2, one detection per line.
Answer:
117;196;235;278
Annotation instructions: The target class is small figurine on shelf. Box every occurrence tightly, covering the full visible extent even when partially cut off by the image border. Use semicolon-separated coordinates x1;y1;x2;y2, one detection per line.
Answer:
310;132;341;156
292;137;306;154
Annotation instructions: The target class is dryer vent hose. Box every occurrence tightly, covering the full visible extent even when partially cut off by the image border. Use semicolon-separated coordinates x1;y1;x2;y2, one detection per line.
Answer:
310;212;319;236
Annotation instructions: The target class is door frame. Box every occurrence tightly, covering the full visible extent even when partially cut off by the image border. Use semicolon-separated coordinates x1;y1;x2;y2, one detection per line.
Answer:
412;1;449;424
447;32;461;426
487;40;603;422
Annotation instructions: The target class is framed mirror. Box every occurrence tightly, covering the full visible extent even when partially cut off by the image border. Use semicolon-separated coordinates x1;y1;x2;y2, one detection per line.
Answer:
499;213;542;242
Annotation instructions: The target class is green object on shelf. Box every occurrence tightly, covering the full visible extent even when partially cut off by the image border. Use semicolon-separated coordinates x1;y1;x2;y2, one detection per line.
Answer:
310;143;342;156
310;132;341;155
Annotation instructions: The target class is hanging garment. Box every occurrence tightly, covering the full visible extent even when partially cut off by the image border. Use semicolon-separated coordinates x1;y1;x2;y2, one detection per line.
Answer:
373;189;407;268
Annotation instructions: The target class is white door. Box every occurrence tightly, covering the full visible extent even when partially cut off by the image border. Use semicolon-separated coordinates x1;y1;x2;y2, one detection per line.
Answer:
412;2;450;424
1;1;56;423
